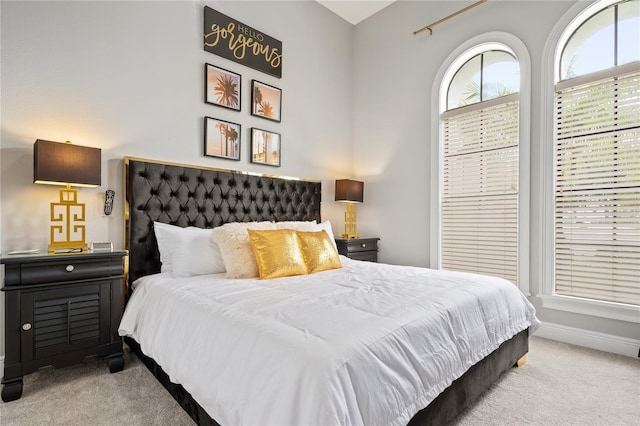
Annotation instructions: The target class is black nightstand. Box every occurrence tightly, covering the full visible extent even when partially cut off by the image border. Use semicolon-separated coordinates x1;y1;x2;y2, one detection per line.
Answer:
335;238;380;262
1;250;127;402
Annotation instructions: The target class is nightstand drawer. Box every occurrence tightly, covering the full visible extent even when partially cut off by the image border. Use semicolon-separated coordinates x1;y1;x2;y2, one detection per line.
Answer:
347;239;378;253
336;238;379;253
3;254;124;286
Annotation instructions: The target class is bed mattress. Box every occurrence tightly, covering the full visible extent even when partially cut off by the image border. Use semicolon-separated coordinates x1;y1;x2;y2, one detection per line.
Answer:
119;256;539;425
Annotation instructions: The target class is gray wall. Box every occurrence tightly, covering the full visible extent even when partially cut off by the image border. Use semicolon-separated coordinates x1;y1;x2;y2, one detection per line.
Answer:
352;0;639;345
0;0;353;358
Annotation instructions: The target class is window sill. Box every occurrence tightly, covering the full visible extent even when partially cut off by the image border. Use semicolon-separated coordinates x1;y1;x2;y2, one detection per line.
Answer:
540;294;640;323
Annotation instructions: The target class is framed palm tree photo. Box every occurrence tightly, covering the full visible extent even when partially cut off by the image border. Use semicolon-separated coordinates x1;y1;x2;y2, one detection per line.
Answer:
251;128;281;167
205;117;241;161
205;63;241;111
251;80;281;122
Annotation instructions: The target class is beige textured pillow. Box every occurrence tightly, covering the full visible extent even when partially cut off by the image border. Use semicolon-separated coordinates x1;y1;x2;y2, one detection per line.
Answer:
211;221;276;278
274;220;318;231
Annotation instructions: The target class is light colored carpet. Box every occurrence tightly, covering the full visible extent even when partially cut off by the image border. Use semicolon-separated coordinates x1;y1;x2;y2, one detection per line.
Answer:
453;337;640;426
1;336;638;425
0;350;193;426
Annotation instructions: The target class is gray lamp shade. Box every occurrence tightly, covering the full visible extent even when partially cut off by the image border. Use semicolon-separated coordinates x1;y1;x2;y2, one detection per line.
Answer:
34;139;101;187
335;179;364;203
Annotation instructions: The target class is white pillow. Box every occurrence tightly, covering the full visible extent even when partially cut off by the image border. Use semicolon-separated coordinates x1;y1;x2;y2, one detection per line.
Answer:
316;220;338;250
154;222;179;274
274;220;337;249
211;221;277;279
172;228;226;278
274;220;318;231
154;222;225;277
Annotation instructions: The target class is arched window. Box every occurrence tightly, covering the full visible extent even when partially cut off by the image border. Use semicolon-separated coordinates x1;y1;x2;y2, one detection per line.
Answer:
550;0;639;308
436;40;526;288
559;0;639;80
447;50;519;108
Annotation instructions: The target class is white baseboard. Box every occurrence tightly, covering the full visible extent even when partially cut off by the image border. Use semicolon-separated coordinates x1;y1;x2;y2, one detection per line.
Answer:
536;322;639;358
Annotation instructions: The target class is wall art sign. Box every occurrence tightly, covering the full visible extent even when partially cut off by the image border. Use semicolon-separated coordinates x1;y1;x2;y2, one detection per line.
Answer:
204;6;282;79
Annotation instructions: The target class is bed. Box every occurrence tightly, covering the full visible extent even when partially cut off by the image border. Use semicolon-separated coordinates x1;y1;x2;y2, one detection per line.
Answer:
119;157;540;425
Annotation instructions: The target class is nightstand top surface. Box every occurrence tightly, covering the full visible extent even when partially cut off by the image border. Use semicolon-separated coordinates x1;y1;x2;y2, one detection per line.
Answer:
1;250;128;264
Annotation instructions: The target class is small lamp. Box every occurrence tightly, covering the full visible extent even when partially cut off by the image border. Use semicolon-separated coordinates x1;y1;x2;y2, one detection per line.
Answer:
33;139;101;253
335;179;364;239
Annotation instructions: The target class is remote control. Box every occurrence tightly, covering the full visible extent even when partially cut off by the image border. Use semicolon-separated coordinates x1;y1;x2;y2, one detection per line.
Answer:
104;190;115;215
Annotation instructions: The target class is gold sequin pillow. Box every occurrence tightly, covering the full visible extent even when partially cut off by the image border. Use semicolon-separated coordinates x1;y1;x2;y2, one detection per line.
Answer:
248;229;308;279
296;230;342;274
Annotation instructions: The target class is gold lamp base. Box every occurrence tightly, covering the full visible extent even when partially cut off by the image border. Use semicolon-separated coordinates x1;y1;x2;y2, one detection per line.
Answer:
341;202;359;239
48;185;89;253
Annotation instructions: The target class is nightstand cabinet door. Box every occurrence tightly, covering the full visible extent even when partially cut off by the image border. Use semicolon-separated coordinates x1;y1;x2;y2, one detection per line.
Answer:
335;238;380;262
20;282;111;363
348;251;378;262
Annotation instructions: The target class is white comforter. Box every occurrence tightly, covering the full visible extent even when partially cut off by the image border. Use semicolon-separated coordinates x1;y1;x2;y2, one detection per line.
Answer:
119;257;539;425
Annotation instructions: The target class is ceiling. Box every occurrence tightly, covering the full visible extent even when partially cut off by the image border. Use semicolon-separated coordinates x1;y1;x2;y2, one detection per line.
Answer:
316;0;397;25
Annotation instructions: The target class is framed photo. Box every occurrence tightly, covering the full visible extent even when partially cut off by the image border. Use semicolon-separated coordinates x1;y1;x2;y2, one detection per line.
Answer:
205;63;241;111
251;80;281;122
204;117;241;161
251;128;281;167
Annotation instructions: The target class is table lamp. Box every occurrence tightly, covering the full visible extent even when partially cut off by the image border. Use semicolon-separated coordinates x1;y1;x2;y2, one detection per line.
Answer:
335;179;364;239
33;139;101;252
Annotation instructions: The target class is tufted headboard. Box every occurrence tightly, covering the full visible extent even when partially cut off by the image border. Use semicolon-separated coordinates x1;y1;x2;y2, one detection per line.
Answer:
124;157;321;287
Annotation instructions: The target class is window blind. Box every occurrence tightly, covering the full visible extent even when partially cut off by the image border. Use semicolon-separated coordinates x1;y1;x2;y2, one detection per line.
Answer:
441;94;519;284
554;62;640;306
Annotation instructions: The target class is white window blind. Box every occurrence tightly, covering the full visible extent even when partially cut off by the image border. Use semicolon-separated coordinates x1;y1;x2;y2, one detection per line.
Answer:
441;94;519;284
554;62;640;306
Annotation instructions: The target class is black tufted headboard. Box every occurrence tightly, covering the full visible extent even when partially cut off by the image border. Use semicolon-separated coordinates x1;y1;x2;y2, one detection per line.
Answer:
124;157;321;287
